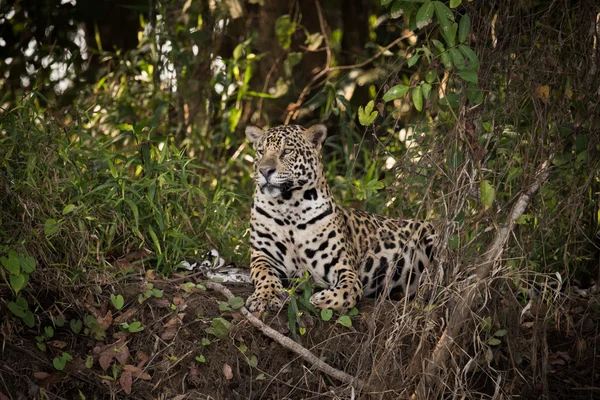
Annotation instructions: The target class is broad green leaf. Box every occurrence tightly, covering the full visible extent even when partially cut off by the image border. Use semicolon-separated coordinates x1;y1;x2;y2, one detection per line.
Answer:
85;355;94;368
416;1;434;29
1;252;20;275
381;0;394;6
421;82;432;100
433;1;456;46
275;15;295;50
205;317;231;339
390;1;412;19
494;329;508;337
53;357;67;371
70;319;83;334
467;83;483;104
425;70;437;83
19;254;36;273
336;315;352;327
62;204;76;215
10;274;27;294
347;307;359;317
227;296;245;310
457;68;478;83
44;219;60;237
480;180;495;210
110;294;125;310
448;48;465;68
407;53;420;67
458;14;470;43
432;39;445;52
440;52;453;69
383;85;410;102
23;311;35;327
450;0;462;7
488;338;502;346
321;308;333;321
44;326;55;338
411;86;424;111
8;297;28;318
128;321;144;332
458;44;480;70
196;355;206;363
358;100;378;126
247;355;258;367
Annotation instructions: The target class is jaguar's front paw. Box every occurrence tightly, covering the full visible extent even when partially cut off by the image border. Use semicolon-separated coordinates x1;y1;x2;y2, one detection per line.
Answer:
309;288;357;311
245;289;286;313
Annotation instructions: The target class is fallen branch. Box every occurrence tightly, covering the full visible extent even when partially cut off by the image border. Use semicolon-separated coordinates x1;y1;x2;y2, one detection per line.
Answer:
414;157;553;398
204;281;367;390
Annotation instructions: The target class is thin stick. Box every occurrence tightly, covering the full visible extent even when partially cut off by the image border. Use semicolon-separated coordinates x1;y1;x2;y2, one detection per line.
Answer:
204;281;368;390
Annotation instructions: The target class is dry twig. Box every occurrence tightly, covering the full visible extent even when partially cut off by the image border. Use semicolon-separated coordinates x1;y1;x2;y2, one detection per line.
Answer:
414;157;553;398
205;281;368;390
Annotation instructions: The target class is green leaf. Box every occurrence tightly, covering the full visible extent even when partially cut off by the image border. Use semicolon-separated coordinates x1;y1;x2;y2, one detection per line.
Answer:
347;307;359;317
205;317;231;339
407;53;420;67
448;48;465;68
196;355;206;363
275;15;295;50
458;14;470;43
425;70;437;83
450;0;462;8
218;302;231;312
480;180;495;210
416;1;434;29
44;218;60;237
494;329;508;337
10;274;27;294
147;226;162;254
1;251;21;275
390;1;412;19
128;321;144;332
85;355;94;369
247;354;258;368
458;44;480;70
433;1;456;46
70;319;83;334
53;357;67;371
432;39;445;52
381;0;394;6
110;294;125;310
411;86;424;111
227;296;245;310
62;204;76;215
321;308;333;321
358;100;378;126
446;148;462;168
383;85;410;102
421;82;432;100
488;338;502;346
23;311;35;327
467;83;483;104
44;326;55;338
201;338;212;346
440;51;453;69
8;297;28;318
19;255;36;273
336;315;352;328
457;68;478;83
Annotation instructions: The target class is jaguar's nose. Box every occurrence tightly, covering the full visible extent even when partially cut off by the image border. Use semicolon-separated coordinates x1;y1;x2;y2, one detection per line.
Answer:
259;167;276;179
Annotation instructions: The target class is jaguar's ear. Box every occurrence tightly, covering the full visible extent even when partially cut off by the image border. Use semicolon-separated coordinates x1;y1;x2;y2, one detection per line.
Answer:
246;126;265;144
303;124;327;150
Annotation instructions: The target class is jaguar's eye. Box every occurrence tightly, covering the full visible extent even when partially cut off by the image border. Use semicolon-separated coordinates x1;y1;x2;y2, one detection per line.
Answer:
283;148;294;156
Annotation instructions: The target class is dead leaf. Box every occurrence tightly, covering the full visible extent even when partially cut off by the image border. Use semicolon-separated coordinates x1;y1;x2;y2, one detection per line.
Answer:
97;311;113;330
223;363;233;381
120;370;133;394
188;364;202;387
33;372;51;380
115;344;130;365
114;307;140;324
160;327;178;341
0;392;9;400
47;340;67;349
536;85;550;104
136;351;149;368
99;353;113;371
123;364;151;380
173;297;185;306
145;269;156;280
163;316;182;329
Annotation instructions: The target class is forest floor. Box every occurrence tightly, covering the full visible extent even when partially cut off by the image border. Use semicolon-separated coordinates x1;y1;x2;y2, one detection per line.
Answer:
1;264;600;400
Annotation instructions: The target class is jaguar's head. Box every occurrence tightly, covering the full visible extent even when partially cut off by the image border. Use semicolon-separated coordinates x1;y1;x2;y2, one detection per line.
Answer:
245;124;327;198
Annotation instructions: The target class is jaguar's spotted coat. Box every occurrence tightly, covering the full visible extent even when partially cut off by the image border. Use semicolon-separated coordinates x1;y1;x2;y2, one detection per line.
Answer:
245;124;436;312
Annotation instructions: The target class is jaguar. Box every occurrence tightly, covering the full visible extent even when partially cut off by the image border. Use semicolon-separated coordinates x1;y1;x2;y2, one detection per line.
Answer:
245;123;437;312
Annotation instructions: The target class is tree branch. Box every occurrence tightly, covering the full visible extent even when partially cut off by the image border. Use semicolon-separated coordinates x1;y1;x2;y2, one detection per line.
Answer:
204;281;367;390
